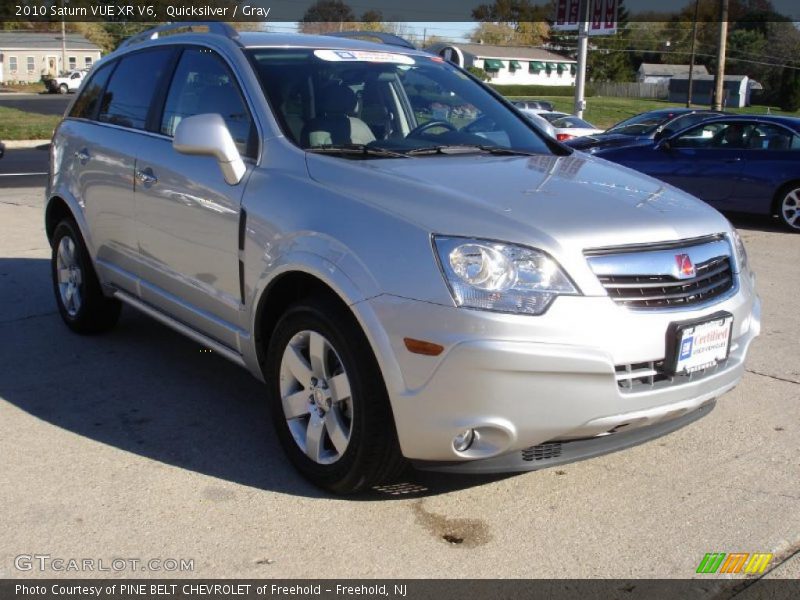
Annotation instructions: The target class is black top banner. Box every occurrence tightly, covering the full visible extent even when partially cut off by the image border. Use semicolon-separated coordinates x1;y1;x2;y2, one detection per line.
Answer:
0;0;799;23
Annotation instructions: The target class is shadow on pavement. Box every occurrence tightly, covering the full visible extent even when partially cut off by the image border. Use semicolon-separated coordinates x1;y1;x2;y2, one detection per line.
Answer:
726;211;787;234
0;257;515;501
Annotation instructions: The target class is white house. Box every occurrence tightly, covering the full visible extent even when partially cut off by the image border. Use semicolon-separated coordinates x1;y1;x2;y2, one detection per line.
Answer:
0;32;102;84
426;42;577;86
637;63;709;85
668;74;756;108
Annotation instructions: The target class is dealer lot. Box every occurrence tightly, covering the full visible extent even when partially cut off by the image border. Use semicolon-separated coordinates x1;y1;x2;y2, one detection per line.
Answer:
0;186;798;581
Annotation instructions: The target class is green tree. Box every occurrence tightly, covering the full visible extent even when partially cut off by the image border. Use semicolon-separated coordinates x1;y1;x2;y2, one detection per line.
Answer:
470;0;550;46
778;69;800;111
298;0;356;34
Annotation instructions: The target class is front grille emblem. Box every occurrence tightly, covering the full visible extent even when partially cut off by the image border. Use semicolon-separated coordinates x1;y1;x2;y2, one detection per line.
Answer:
675;253;696;279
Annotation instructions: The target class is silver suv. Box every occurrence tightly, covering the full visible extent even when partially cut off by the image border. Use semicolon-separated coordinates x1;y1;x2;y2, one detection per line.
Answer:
47;24;760;493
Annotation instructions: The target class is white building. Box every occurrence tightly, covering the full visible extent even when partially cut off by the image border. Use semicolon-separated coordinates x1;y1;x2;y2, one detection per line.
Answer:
426;42;577;86
637;63;709;85
0;32;102;84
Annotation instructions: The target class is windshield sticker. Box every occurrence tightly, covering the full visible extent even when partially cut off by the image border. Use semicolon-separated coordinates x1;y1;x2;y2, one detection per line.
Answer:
314;49;415;65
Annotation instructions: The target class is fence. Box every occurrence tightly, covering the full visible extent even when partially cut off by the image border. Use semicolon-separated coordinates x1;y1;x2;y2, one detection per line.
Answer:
591;81;669;99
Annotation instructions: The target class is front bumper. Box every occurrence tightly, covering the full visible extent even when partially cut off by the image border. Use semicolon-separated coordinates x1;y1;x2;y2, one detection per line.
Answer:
360;277;760;467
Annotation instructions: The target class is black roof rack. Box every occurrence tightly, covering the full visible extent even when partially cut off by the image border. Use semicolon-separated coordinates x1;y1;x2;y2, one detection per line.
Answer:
322;31;416;50
119;22;240;49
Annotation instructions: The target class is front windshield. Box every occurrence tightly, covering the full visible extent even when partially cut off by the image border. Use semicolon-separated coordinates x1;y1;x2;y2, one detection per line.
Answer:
605;112;674;136
247;48;554;156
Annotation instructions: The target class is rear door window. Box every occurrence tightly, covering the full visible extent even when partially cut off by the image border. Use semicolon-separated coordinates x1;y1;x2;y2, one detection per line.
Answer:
98;48;175;130
69;61;114;120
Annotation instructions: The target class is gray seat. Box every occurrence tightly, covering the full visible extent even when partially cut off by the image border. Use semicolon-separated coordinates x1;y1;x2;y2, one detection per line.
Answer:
302;84;375;147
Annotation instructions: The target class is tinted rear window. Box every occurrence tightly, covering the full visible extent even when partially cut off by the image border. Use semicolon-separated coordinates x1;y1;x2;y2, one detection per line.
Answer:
69;62;114;120
98;48;174;130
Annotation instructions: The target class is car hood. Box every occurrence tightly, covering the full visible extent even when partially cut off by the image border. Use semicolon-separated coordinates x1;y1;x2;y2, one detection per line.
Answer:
305;151;731;255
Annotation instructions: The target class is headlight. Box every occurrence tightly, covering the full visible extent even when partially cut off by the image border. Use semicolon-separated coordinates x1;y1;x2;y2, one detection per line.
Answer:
729;228;748;272
433;236;579;315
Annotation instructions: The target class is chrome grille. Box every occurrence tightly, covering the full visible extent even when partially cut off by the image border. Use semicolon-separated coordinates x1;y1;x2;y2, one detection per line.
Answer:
598;256;734;308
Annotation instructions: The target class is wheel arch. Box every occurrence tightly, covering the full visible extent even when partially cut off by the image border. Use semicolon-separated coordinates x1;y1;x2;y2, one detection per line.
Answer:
45;193;95;254
250;267;405;399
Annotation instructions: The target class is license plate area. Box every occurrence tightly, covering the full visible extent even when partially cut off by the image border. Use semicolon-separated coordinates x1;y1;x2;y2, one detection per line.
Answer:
664;311;733;376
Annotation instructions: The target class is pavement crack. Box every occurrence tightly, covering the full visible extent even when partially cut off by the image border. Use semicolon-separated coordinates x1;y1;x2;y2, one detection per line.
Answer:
746;369;800;385
0;310;57;324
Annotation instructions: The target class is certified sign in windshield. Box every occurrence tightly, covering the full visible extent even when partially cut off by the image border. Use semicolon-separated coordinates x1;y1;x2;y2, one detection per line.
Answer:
314;49;415;65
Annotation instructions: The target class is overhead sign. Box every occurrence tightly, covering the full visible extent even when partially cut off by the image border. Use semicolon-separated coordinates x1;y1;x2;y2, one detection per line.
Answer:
554;0;618;35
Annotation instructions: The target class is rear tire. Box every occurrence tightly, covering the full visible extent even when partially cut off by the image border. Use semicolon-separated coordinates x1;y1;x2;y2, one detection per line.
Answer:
776;183;800;232
51;219;121;334
58;83;68;94
265;298;405;494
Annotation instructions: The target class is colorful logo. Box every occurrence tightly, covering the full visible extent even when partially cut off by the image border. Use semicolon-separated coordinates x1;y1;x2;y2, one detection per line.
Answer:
675;253;696;279
696;552;773;574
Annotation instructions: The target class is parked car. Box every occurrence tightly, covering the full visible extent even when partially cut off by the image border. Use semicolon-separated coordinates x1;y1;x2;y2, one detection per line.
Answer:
567;108;726;153
0;141;4;159
47;24;760;493
512;99;555;112
536;111;604;142
594;115;800;232
45;69;87;94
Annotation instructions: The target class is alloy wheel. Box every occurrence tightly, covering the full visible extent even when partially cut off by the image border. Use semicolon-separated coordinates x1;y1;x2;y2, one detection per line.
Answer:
781;187;800;231
56;235;83;317
278;330;353;464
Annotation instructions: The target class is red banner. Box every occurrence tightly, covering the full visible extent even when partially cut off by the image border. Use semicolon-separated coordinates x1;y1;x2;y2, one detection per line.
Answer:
592;0;603;29
605;0;617;28
556;0;568;25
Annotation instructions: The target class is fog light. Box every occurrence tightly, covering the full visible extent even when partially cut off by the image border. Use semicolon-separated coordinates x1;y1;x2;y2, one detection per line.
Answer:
453;428;475;452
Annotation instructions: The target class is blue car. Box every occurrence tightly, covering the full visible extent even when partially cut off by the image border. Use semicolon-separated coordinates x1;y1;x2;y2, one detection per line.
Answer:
566;107;725;153
594;115;800;232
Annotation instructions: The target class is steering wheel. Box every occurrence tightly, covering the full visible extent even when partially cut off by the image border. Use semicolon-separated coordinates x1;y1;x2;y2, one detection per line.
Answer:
407;120;458;138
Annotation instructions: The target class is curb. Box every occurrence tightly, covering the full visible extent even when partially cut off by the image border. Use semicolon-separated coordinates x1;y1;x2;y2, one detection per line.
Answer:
3;140;51;149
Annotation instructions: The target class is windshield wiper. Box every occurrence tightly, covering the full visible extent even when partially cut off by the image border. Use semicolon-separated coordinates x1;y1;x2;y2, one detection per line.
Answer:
404;144;539;157
306;144;409;158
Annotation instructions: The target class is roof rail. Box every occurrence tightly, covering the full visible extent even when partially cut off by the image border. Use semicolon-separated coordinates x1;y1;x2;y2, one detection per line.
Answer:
119;22;240;49
323;31;416;50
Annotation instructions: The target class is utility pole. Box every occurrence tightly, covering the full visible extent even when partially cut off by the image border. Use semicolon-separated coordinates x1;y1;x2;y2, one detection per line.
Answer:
686;0;700;107
574;0;590;119
60;0;67;75
712;0;729;110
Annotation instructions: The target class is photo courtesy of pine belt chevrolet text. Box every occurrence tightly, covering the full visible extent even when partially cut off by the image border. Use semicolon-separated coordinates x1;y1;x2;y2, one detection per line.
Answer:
46;23;761;494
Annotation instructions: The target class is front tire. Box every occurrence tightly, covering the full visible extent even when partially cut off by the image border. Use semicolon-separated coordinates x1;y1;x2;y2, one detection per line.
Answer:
776;184;800;232
51;219;121;334
58;83;68;94
265;298;405;494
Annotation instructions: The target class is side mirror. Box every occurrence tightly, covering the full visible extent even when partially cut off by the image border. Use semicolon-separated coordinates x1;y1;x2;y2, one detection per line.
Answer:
658;139;672;151
173;113;246;186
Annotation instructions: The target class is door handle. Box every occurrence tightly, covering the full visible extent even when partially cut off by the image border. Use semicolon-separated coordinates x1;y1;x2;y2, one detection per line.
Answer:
136;168;158;186
74;149;90;164
723;157;742;163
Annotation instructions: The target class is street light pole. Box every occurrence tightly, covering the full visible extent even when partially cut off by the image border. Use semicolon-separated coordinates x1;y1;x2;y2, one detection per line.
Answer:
712;0;729;110
686;0;700;107
574;0;590;119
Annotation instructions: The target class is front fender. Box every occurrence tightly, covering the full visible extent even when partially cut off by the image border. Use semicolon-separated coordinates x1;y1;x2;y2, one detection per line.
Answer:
243;247;405;396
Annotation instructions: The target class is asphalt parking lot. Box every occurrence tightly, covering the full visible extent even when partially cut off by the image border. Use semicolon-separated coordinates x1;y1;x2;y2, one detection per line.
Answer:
0;92;71;116
0;186;798;585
